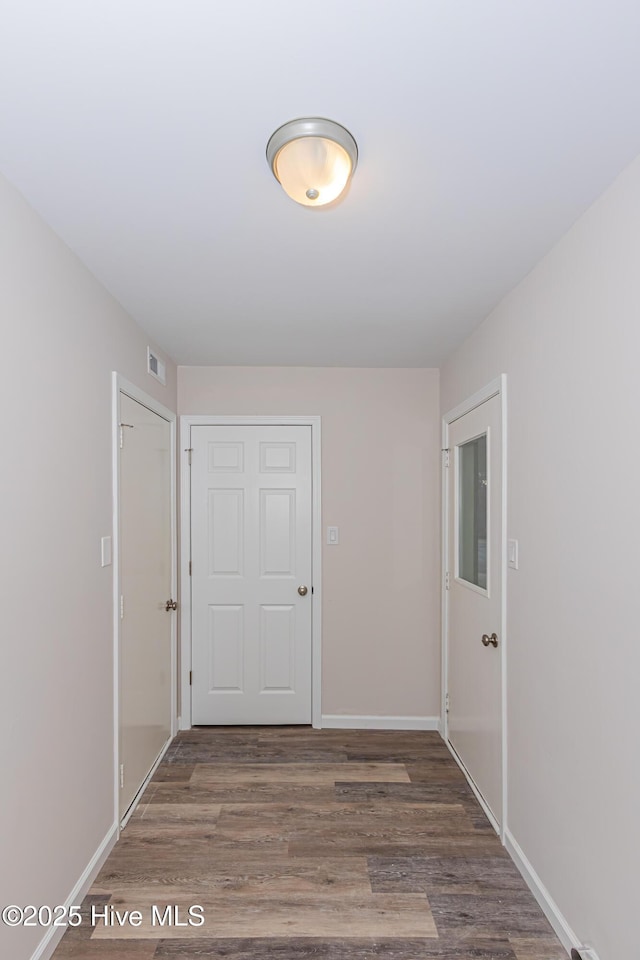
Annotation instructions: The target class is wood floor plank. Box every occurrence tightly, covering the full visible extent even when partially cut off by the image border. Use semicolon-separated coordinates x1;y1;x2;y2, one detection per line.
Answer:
90;893;437;939
215;801;476;844
131;803;222;823
91;857;372;896
428;893;556;938
368;855;521;893
152;763;197;781
191;762;410;784
509;938;569;960
288;836;506;858
50;940;158;959
404;763;469;783
241;748;351;763
334;781;477;805
149;782;337;805
334;781;493;831
94;838;290;888
55;895;112;942
122;823;220;840
123;802;222;840
154;937;518;959
344;748;456;763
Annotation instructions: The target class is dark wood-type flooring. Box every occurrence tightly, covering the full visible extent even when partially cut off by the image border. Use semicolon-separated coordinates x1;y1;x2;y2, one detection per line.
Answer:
52;728;567;959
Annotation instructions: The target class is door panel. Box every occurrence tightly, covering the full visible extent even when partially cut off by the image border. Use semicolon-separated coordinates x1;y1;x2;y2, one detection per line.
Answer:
209;489;244;576
447;394;502;826
260;605;296;692
261;489;296;575
191;425;312;724
119;393;173;819
208;605;244;691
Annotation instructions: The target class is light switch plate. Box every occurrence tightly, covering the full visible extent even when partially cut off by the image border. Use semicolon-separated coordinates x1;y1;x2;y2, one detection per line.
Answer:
327;526;339;545
507;538;519;570
101;536;112;567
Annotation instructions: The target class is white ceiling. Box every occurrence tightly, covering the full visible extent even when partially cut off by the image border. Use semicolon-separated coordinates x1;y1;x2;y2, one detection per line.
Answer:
2;1;640;367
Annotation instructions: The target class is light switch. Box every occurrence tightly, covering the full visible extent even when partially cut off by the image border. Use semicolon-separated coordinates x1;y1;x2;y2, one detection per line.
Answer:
327;526;339;545
101;536;112;567
507;538;519;570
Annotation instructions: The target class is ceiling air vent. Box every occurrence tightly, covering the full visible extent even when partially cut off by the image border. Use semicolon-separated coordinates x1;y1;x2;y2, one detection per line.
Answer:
147;347;166;385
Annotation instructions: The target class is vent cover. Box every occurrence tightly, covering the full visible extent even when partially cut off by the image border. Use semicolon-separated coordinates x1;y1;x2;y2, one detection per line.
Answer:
147;347;166;385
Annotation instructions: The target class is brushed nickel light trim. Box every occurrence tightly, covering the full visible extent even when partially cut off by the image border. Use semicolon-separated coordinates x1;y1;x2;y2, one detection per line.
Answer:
266;117;358;207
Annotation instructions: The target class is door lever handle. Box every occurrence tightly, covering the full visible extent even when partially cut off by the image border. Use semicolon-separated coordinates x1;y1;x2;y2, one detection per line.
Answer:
481;632;498;648
165;599;178;611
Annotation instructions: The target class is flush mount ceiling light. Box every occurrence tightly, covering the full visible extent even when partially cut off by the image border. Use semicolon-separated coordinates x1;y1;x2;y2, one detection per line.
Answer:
266;117;358;207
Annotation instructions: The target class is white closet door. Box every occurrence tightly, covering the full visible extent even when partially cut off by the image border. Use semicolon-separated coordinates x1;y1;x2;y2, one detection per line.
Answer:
191;425;312;725
119;393;172;818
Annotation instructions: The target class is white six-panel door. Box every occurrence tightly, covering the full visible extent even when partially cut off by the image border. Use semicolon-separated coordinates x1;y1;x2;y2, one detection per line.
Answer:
191;425;312;724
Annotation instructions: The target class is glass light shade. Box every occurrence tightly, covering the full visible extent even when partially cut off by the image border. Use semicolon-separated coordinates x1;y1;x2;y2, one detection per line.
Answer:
267;118;358;207
274;136;353;206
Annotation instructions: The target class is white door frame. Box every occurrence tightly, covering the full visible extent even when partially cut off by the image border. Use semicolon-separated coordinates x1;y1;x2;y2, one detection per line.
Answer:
180;415;322;730
112;373;178;829
441;375;507;839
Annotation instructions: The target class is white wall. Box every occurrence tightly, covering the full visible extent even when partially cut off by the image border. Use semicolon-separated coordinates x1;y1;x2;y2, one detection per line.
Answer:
179;366;441;721
441;154;640;960
0;173;176;960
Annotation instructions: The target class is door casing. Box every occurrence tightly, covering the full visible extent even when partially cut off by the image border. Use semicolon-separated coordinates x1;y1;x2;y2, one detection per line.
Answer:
441;375;507;839
180;415;322;730
112;373;178;829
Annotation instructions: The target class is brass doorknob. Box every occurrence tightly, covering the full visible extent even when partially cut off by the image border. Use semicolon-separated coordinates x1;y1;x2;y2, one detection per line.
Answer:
165;599;178;611
298;585;308;596
481;632;498;648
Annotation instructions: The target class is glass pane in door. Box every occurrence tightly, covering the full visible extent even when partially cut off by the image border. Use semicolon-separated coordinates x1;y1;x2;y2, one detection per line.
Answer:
458;434;487;589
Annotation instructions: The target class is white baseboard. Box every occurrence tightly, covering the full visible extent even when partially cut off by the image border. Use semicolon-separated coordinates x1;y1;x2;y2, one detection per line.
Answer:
320;714;440;730
31;822;118;960
505;827;582;956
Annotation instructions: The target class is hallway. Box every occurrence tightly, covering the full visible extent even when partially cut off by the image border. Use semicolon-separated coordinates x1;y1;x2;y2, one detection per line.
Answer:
52;729;565;959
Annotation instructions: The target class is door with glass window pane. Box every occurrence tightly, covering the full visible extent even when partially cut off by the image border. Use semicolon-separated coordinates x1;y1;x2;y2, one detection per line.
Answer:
447;394;502;826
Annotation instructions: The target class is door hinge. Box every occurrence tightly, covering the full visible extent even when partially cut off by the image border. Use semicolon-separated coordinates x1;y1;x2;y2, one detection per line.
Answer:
445;571;451;590
445;692;450;714
189;670;192;686
185;447;193;465
442;447;450;468
119;423;134;448
188;560;192;576
119;763;124;789
120;595;124;618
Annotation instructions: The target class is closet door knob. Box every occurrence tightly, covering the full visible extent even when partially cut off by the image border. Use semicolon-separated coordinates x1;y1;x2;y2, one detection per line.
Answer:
481;632;498;648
